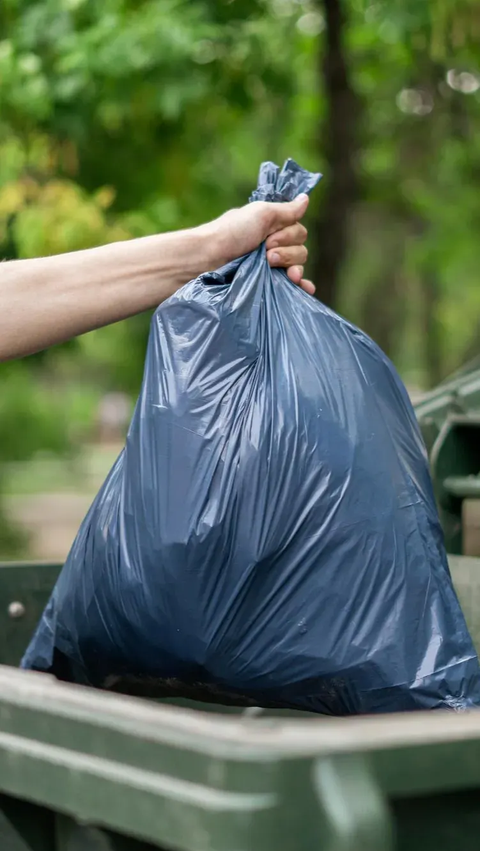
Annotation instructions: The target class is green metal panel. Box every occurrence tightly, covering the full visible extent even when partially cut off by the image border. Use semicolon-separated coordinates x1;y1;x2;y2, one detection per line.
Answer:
444;476;480;499
0;796;158;850
0;665;393;851
391;791;480;851
413;369;480;553
428;417;480;553
4;664;480;850
55;815;158;850
414;364;480;455
0;794;54;850
0;563;61;668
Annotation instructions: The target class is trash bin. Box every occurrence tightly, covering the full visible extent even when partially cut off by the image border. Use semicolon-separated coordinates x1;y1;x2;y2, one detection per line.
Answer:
414;362;480;555
1;552;480;851
1;639;480;850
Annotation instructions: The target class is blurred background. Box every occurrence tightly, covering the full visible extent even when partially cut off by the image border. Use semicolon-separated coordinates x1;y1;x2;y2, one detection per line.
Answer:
0;0;479;560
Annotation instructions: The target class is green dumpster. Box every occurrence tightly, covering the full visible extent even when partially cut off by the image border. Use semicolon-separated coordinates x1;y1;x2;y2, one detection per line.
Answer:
1;632;480;851
415;360;480;554
0;557;480;850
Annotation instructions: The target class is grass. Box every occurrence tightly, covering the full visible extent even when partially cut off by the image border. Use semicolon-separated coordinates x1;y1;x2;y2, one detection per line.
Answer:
2;443;122;496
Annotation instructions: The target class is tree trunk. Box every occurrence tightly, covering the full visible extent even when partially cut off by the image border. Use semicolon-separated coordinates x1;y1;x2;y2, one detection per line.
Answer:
420;269;443;388
359;266;408;363
312;0;360;307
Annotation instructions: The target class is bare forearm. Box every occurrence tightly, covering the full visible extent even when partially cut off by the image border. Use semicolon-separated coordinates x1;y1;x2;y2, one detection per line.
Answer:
0;226;216;361
0;192;312;361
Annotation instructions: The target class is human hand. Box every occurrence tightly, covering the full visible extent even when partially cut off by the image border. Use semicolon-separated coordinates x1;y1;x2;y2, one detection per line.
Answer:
209;194;315;295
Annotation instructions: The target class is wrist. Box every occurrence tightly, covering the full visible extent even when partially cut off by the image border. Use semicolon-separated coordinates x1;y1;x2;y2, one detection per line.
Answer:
193;218;231;273
165;222;224;289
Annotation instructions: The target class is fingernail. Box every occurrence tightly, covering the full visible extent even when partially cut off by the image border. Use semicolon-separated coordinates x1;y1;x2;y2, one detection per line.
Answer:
270;252;281;263
297;193;309;202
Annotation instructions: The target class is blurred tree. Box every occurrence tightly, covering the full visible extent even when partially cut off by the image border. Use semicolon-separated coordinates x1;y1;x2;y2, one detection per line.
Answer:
1;0;479;380
312;0;360;307
0;0;320;391
0;360;70;552
341;0;480;384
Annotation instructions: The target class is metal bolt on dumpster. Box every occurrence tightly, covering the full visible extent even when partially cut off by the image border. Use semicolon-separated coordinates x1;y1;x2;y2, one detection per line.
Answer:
2;362;480;851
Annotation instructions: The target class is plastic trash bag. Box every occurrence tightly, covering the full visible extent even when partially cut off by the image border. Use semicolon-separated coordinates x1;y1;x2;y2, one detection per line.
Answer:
22;159;480;714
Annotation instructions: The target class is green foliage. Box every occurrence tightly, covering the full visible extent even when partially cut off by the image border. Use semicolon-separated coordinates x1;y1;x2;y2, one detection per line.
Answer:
0;0;311;222
1;0;480;381
0;361;71;553
0;134;129;257
0;0;321;394
0;364;68;464
336;0;480;383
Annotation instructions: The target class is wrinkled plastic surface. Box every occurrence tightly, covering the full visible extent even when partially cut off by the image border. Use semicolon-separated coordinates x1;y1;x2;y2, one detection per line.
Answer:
22;159;480;714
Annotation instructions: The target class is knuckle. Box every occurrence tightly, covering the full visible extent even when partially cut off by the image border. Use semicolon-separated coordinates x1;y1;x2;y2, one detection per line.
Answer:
266;233;280;249
291;246;307;264
274;221;307;247
270;227;287;246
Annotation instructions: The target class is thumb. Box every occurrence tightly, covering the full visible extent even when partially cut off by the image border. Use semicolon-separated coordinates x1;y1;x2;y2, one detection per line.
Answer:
267;193;309;233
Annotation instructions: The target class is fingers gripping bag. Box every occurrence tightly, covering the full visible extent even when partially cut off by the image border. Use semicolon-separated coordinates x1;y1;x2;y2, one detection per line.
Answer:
22;159;480;714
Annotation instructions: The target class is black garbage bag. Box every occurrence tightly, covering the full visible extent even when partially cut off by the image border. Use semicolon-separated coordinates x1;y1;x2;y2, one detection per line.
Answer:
22;159;480;714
